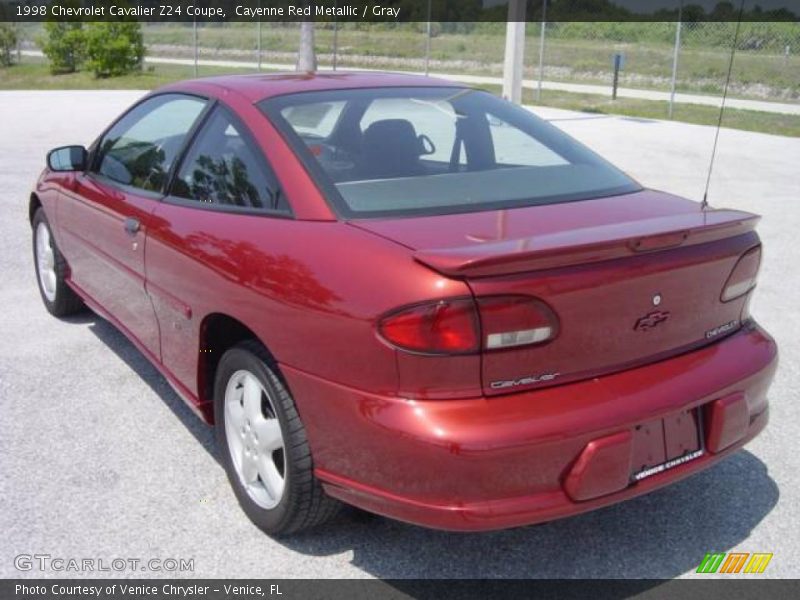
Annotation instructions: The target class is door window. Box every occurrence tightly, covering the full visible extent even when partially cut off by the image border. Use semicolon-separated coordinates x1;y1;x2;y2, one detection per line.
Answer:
172;107;286;213
94;94;207;193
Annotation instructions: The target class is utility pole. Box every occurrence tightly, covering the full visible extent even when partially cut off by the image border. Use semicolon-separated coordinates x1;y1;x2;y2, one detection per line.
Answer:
536;0;547;102
669;2;684;119
257;21;262;71
193;19;198;78
502;0;526;104
297;22;317;72
424;0;432;76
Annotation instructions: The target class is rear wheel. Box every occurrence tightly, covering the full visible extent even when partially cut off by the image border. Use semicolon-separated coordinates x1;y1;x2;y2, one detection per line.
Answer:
32;208;84;317
214;340;341;535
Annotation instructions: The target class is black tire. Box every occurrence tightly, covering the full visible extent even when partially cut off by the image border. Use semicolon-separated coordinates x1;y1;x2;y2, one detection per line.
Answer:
214;340;341;535
32;208;84;317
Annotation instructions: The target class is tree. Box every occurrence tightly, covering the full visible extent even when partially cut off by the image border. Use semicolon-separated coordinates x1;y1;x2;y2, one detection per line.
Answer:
0;23;17;68
41;21;85;74
84;21;144;78
297;22;316;72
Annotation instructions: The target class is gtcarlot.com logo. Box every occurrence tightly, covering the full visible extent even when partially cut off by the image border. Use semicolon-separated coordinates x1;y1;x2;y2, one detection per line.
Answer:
14;554;195;573
696;552;773;574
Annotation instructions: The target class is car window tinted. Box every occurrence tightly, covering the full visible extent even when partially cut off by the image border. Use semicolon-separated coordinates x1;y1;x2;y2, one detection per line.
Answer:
262;88;640;218
95;94;207;193
173;107;285;213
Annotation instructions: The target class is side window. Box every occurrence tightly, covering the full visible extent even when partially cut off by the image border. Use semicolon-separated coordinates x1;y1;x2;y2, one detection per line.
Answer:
94;94;207;193
487;113;568;167
172;107;285;213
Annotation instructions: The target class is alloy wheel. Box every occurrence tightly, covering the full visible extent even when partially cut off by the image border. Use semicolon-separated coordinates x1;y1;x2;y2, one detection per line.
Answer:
224;369;286;509
35;222;57;302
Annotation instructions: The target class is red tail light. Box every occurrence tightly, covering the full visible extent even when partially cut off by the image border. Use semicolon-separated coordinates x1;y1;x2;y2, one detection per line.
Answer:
378;295;559;355
378;298;480;354
721;246;761;302
478;296;559;350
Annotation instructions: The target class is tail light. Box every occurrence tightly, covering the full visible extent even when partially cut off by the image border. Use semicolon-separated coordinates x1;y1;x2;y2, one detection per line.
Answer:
378;295;558;355
721;246;761;302
478;296;559;350
378;298;479;354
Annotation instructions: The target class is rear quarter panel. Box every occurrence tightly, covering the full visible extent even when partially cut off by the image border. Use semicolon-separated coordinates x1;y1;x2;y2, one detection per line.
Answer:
144;210;477;409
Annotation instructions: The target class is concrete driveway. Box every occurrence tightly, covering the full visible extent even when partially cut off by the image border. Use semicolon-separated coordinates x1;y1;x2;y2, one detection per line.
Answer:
1;90;798;579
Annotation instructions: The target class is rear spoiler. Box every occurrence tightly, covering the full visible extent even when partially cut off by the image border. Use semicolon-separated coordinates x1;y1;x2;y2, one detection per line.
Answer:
414;209;760;277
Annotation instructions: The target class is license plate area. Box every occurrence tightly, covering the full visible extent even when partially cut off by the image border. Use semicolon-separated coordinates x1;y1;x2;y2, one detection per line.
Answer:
631;409;703;482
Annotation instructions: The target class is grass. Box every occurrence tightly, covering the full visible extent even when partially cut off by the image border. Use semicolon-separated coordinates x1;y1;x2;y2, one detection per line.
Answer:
476;84;800;137
1;58;798;138
0;59;228;90
16;22;800;101
134;23;800;101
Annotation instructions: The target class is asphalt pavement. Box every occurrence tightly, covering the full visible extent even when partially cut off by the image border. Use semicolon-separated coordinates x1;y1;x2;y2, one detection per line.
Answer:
1;90;798;579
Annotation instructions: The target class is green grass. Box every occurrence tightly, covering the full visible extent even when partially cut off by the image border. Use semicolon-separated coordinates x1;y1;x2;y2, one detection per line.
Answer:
477;84;800;137
2;58;798;137
0;59;239;90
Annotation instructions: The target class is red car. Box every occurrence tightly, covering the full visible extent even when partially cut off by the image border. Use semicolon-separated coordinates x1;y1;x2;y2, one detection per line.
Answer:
31;73;777;535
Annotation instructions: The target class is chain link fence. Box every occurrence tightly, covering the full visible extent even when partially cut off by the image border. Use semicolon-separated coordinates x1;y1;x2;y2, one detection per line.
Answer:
10;20;800;116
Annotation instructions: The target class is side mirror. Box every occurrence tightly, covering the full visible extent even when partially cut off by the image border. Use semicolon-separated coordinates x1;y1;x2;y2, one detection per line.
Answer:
47;145;88;172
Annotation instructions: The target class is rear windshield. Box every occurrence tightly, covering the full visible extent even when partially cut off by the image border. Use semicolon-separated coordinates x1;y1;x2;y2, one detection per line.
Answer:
260;87;640;218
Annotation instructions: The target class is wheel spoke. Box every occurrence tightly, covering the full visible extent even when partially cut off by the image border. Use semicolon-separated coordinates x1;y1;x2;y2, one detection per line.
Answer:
242;374;262;421
258;456;285;501
253;417;283;452
225;390;245;431
240;446;259;483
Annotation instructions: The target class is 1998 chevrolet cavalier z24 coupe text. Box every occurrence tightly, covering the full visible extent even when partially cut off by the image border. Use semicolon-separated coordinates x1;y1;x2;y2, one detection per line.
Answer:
31;73;777;535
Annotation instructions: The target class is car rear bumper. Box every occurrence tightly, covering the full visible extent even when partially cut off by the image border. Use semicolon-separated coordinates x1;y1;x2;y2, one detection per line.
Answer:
282;321;777;531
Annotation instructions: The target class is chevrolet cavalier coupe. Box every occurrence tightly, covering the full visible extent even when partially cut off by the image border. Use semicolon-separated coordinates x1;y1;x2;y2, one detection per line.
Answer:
31;73;777;534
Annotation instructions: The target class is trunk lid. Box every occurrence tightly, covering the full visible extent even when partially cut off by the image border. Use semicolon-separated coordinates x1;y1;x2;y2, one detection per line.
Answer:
351;191;761;395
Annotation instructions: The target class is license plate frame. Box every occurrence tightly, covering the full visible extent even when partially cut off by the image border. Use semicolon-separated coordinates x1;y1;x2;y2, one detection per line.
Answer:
632;408;705;482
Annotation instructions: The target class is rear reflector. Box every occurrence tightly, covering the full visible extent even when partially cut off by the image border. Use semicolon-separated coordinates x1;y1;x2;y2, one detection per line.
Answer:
478;296;559;350
721;246;761;302
378;298;480;354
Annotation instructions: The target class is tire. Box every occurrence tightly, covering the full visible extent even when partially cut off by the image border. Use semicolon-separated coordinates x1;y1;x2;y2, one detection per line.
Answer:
32;208;84;317
214;340;341;535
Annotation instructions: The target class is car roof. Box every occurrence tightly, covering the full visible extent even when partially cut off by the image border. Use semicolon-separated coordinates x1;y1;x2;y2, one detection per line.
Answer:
165;71;465;103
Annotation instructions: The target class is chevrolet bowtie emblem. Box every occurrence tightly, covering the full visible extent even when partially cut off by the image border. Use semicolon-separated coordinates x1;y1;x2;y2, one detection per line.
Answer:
634;310;671;331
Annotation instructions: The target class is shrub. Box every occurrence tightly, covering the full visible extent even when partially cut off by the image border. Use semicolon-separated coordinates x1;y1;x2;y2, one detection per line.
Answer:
0;23;17;67
84;22;144;78
41;21;85;74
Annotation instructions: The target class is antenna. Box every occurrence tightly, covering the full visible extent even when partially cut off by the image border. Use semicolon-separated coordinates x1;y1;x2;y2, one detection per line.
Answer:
702;0;746;209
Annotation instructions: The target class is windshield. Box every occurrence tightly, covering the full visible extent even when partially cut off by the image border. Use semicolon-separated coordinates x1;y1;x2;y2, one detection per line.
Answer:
260;87;640;218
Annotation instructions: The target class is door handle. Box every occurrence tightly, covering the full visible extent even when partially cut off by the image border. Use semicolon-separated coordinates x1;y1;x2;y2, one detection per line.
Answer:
124;217;141;236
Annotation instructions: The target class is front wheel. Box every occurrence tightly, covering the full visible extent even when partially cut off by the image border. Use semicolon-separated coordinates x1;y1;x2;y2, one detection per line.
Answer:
214;340;341;535
32;208;84;317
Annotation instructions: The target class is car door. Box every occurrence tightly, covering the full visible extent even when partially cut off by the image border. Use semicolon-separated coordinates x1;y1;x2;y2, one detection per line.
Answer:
145;104;291;401
57;93;208;359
